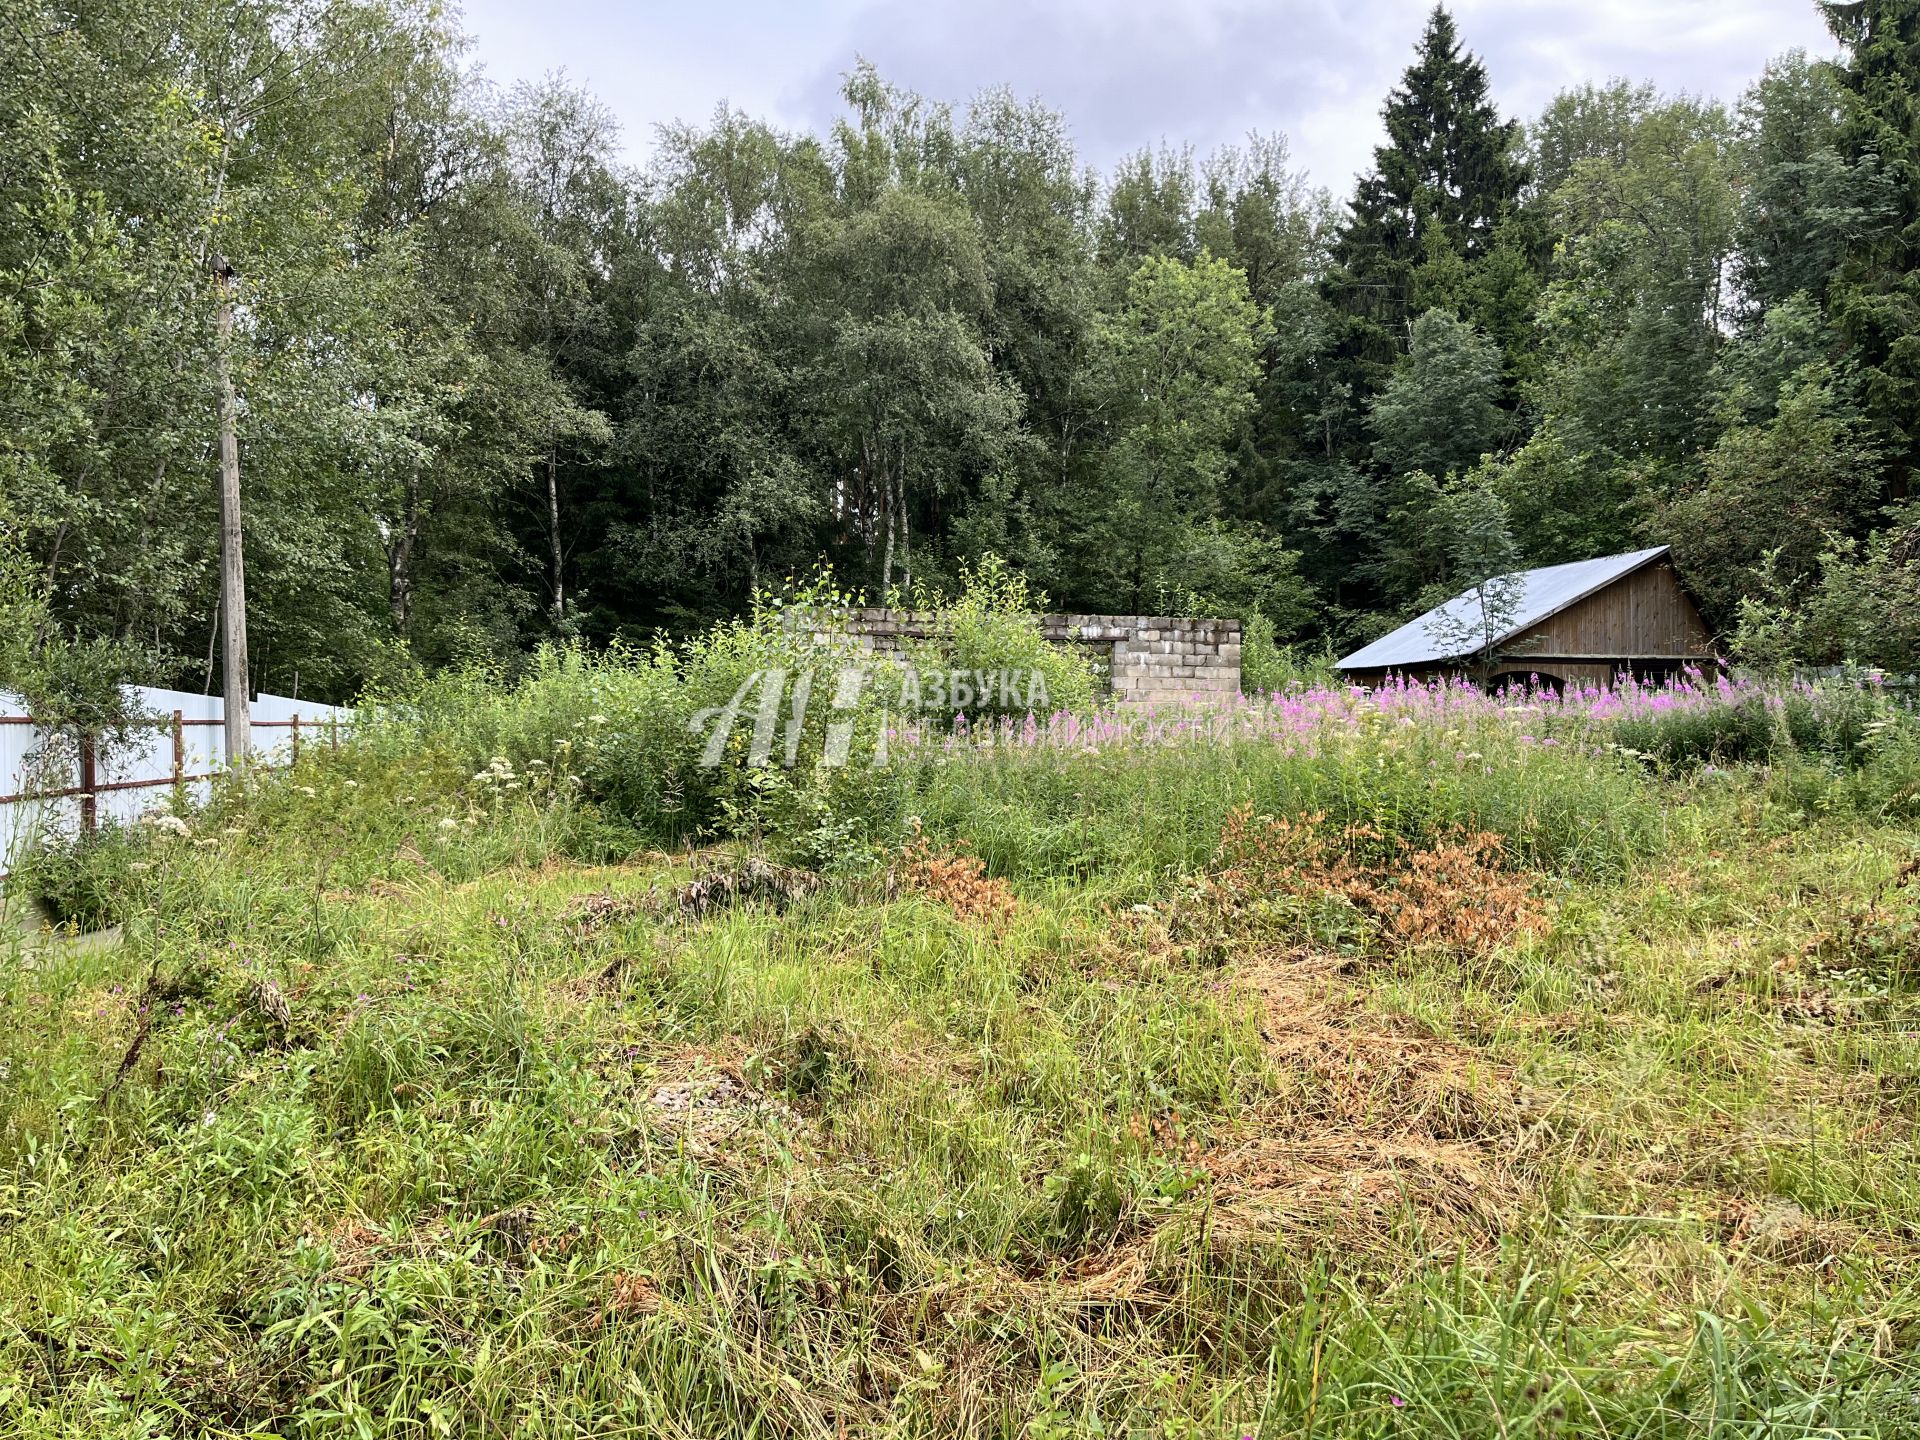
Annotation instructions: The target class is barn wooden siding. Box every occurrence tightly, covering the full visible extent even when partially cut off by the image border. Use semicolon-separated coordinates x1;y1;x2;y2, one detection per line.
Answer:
1346;558;1717;689
1497;559;1715;685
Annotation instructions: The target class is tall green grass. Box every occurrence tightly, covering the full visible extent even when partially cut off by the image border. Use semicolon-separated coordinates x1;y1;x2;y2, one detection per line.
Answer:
345;652;1671;884
893;728;1664;886
3;659;1919;1436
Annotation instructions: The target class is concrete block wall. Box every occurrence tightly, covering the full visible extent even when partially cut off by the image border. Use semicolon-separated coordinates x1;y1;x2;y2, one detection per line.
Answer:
798;608;1242;702
1087;615;1242;702
801;608;945;658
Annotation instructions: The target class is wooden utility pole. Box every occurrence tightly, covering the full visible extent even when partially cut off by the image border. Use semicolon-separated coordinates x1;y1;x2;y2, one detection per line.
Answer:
546;446;565;623
213;255;251;767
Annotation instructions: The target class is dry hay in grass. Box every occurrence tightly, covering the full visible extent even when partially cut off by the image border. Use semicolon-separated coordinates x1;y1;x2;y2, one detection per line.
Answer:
1688;940;1881;1027
1719;1195;1865;1270
890;834;1019;926
1175;806;1566;1259
1197;805;1551;959
318;842;442;903
637;1046;810;1161
1237;949;1545;1139
758;1240;1187;1424
306;1213;459;1282
560;885;671;938
673;856;824;921
247;974;295;1035
587;1270;662;1328
1068;907;1544;1252
307;1206;584;1291
1206;1132;1518;1248
608;1228;1003;1434
1205;946;1542;1250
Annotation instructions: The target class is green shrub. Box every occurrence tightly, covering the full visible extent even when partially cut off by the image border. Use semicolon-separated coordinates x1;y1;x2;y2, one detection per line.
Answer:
1239;614;1339;695
1611;695;1781;768
1776;714;1920;821
903;554;1097;717
353;564;1101;862
1853;727;1920;820
357;613;852;847
1239;610;1283;694
14;820;143;931
1779;680;1898;766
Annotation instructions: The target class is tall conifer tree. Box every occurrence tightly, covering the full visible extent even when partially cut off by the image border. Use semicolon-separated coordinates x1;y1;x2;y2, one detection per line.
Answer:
1326;6;1523;393
1822;0;1920;493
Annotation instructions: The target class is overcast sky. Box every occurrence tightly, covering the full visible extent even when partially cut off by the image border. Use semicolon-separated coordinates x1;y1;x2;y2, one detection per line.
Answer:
458;0;1837;192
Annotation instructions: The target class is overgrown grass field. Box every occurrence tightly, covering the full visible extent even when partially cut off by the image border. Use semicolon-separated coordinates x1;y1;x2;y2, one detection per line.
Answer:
4;648;1920;1437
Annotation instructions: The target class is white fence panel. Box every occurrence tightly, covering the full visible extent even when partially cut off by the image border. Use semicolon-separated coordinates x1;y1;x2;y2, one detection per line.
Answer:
1;686;351;878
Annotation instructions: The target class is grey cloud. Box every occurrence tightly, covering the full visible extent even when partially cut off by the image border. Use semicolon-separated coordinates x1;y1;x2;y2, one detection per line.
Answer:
787;0;1403;179
463;0;1839;194
784;0;1833;187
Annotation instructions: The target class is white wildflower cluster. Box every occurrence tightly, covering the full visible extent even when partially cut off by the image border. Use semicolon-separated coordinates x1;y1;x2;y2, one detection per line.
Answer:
474;755;516;782
145;813;191;840
546;735;589;796
467;754;526;814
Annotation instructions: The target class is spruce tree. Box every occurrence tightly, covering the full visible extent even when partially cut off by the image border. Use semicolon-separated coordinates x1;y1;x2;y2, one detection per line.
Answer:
1821;0;1920;493
1325;6;1524;393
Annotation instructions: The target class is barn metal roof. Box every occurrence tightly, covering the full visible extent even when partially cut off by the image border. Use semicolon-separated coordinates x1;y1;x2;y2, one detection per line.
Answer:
1335;546;1672;671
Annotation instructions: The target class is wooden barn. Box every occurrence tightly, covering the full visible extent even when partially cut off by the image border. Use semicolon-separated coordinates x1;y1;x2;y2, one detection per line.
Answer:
1336;545;1718;690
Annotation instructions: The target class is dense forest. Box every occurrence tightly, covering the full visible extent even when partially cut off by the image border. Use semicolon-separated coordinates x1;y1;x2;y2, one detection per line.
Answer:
4;0;1919;705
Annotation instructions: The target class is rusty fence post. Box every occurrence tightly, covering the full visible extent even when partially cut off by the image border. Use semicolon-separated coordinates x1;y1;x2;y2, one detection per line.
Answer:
171;710;185;801
78;731;98;836
291;712;301;764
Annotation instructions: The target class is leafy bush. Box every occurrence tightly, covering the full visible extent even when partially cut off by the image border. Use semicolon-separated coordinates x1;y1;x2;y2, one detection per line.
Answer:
1779;678;1897;765
352;564;1100;864
15;821;142;931
904;554;1096;717
1239;613;1340;695
1771;712;1920;822
1611;695;1781;768
1851;728;1920;820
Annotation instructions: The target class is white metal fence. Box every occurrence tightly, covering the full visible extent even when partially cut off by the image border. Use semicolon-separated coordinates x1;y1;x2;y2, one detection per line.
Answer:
1;685;352;880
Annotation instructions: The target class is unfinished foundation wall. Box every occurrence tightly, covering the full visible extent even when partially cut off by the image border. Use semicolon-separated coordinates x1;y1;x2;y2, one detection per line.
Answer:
808;609;1242;702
